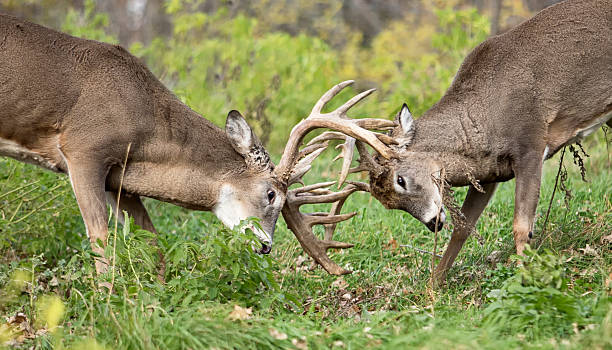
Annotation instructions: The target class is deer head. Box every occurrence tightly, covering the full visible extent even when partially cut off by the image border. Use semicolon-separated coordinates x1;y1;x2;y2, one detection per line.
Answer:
219;81;396;255
214;110;284;253
367;104;446;232
318;104;446;233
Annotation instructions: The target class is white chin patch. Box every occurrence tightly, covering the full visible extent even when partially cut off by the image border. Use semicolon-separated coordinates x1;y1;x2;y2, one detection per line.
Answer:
213;184;244;229
438;209;446;224
213;184;272;244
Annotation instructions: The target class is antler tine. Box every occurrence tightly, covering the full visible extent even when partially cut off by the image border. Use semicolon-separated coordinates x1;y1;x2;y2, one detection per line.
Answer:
282;182;368;275
324;181;369;241
293;182;360;206
311;80;354;115
305;211;357;226
288;143;328;186
376;133;398;145
298;141;328;160
306;131;346;146
293;181;336;194
335;88;376;116
349;164;369;174
333;137;355;188
354;118;397;130
275;81;397;185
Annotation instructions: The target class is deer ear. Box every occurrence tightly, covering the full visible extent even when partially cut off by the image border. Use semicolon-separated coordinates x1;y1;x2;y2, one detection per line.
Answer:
394;103;415;148
225;110;270;169
225;110;258;157
397;103;414;134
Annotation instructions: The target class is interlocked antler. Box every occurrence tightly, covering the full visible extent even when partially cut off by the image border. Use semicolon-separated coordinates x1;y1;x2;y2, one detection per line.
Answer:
279;81;396;275
307;132;391;188
274;80;396;184
282;181;369;275
307;132;390;242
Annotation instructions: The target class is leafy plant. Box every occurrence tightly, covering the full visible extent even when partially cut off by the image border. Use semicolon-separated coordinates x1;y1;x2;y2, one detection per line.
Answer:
483;246;589;338
61;0;117;43
106;215;298;310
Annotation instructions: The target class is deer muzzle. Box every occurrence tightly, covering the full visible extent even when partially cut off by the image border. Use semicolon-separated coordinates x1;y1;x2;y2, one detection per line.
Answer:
425;209;446;232
259;243;271;254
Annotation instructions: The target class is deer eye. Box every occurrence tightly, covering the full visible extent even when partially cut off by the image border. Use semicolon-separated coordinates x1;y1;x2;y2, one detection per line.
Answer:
397;175;406;189
267;190;276;203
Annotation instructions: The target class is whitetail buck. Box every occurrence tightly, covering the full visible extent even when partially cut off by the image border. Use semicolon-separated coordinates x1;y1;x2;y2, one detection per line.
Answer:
0;13;394;277
319;0;612;283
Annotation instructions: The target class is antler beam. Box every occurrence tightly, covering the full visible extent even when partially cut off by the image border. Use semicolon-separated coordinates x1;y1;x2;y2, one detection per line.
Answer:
274;80;396;184
282;181;368;275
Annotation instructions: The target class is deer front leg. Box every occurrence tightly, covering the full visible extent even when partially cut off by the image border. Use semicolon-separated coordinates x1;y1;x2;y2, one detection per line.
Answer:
63;157;110;276
434;183;498;285
105;191;166;282
512;154;544;255
106;191;157;232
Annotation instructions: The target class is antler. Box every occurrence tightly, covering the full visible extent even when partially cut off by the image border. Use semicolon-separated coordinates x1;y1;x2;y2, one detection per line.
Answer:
308;132;388;188
279;81;397;275
281;133;368;275
282;181;369;275
274;80;397;184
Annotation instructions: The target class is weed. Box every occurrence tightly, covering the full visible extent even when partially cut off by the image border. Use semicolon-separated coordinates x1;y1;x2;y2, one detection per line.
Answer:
483;247;596;339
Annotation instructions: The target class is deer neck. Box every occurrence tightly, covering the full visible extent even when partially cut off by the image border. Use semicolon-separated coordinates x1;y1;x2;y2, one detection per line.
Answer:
109;95;249;210
409;101;512;186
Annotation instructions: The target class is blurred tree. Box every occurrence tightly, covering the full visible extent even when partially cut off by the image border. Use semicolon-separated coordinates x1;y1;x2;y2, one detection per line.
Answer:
1;0;562;48
490;0;502;34
97;0;171;45
0;0;84;28
523;0;563;11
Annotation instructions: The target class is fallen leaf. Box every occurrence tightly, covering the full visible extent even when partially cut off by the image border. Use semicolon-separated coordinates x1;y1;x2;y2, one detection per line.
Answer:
269;328;288;340
292;337;308;350
3;312;40;346
332;340;345;348
579;244;599;257
601;234;612;244
384;238;398;251
227;305;252;321
331;277;348;289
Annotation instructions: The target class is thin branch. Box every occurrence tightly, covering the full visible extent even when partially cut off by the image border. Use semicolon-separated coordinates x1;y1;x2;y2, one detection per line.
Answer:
400;244;443;258
108;142;131;300
539;146;566;247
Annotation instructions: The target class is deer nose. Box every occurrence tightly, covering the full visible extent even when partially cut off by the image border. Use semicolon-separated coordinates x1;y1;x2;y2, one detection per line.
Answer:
259;243;271;254
425;219;444;232
425;209;445;232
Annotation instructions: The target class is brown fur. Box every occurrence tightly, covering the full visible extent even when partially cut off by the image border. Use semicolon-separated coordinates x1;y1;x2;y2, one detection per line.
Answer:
364;0;611;284
0;14;284;274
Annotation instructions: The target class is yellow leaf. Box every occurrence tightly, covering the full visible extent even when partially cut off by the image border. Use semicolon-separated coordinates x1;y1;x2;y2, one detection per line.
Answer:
269;328;288;340
227;305;252;321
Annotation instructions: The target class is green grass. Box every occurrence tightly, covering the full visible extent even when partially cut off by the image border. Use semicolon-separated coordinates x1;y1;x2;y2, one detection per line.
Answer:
1;130;610;349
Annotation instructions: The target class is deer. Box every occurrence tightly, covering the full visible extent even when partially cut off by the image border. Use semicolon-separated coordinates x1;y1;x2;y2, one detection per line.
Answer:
314;0;612;283
0;12;395;279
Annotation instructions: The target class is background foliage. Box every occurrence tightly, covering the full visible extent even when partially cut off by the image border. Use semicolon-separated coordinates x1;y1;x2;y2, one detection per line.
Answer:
1;0;610;349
